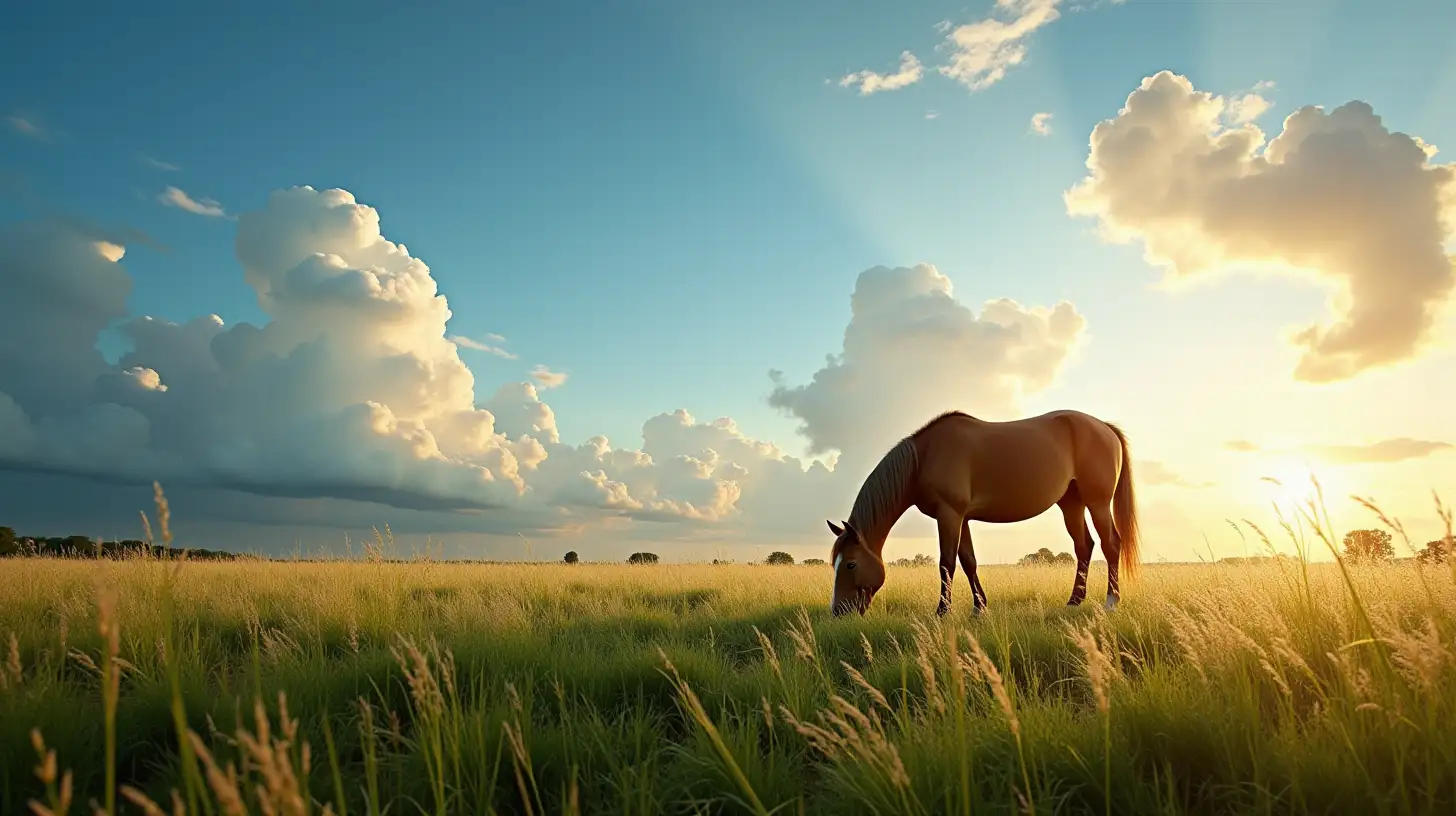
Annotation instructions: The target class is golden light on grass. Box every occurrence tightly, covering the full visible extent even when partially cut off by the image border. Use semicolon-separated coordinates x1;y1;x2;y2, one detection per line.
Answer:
2;484;1455;814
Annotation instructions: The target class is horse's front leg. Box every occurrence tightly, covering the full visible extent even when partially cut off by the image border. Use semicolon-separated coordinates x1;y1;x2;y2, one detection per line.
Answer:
934;513;962;617
956;519;987;615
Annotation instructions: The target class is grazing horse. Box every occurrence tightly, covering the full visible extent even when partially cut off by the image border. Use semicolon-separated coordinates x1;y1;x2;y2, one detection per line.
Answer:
827;409;1140;617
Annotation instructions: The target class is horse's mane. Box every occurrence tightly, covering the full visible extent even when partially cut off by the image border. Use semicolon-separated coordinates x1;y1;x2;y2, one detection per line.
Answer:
842;436;920;549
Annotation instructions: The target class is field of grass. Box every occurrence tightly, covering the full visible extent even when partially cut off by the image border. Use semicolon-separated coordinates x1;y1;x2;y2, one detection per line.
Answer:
3;507;1456;815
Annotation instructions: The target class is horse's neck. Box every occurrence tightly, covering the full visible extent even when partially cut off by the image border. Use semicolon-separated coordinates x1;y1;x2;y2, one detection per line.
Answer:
849;437;919;555
855;504;911;556
848;490;914;556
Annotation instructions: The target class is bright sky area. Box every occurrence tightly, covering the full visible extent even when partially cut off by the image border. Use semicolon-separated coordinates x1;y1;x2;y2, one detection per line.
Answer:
2;0;1454;563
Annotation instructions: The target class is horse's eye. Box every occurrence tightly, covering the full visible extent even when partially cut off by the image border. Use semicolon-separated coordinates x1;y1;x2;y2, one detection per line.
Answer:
846;562;857;570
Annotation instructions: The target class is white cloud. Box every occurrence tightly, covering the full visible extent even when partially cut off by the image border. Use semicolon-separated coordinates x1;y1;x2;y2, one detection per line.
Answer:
839;51;925;95
0;188;1091;549
1030;111;1054;135
530;365;568;389
1223;80;1277;125
448;334;517;359
1223;93;1272;125
158;186;228;218
143;156;181;172
1066;71;1456;382
767;263;1085;469
937;0;1064;92
0;188;849;533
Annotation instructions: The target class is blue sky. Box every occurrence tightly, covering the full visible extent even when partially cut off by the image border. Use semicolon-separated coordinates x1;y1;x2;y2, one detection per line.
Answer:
3;0;1454;560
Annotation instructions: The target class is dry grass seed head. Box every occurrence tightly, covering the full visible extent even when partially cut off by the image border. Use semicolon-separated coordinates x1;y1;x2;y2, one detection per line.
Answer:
964;632;1020;738
1067;625;1113;713
752;626;782;680
4;632;20;688
1381;616;1451;692
841;660;891;712
785;608;820;665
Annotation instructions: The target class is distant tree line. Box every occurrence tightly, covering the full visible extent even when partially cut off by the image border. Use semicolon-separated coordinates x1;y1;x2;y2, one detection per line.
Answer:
1344;529;1451;565
1019;548;1075;566
0;526;236;560
1218;530;1452;566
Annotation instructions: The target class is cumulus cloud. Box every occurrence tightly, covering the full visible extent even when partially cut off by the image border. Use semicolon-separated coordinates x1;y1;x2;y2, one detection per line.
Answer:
1138;459;1212;489
0;187;849;535
1;189;536;509
449;334;517;359
1030;112;1053;135
1224;91;1272;125
767;263;1085;467
1067;71;1456;382
0;187;1091;548
530;365;568;389
158;186;228;218
839;51;925;95
937;0;1064;91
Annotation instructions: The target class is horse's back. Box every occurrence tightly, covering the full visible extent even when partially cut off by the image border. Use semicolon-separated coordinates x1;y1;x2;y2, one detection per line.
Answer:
915;412;1082;521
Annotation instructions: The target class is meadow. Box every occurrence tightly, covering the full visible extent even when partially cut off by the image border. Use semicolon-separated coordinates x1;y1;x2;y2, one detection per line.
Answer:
2;501;1455;815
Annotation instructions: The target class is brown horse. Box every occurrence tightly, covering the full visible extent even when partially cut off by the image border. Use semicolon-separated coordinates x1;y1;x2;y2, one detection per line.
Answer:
827;409;1140;617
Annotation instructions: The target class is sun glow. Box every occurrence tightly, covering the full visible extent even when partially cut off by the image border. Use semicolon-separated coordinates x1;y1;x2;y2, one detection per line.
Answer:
1259;461;1330;512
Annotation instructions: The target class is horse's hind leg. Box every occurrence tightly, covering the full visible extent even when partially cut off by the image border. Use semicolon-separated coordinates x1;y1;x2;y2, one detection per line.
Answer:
956;519;987;615
934;512;962;617
1059;488;1095;606
1088;501;1122;610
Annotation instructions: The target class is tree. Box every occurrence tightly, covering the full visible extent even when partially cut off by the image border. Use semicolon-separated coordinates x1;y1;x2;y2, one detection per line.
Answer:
627;552;660;565
1342;529;1395;564
1418;537;1452;565
1019;547;1075;566
765;551;795;565
563;550;579;564
803;558;826;566
0;527;17;557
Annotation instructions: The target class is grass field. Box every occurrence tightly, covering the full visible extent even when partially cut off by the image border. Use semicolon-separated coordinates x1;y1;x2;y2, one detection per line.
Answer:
3;505;1455;815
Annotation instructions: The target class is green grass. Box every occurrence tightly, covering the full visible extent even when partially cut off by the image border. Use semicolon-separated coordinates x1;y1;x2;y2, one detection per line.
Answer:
2;501;1455;814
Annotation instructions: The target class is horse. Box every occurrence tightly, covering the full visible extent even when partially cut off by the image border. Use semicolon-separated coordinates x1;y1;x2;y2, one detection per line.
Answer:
827;409;1140;617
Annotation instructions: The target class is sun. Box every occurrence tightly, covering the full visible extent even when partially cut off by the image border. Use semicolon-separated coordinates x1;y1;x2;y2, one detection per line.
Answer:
1258;461;1325;508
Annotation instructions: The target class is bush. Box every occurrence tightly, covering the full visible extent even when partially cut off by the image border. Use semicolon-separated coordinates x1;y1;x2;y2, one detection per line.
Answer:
627;552;660;565
765;551;795;565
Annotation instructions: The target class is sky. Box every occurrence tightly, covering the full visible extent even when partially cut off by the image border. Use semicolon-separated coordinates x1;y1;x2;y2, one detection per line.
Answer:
2;0;1454;564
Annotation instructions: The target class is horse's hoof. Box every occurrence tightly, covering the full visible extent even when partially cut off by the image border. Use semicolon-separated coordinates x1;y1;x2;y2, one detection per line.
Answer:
935;604;950;618
972;605;986;617
1104;596;1119;612
1067;597;1085;607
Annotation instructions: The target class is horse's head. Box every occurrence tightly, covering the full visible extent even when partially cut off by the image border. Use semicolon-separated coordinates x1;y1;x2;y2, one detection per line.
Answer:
827;519;884;617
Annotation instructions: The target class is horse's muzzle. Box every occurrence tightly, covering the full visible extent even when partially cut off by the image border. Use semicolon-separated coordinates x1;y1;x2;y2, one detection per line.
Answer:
831;589;874;617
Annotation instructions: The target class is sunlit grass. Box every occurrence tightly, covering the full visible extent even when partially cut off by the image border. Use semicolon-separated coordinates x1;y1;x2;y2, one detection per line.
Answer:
1;485;1454;815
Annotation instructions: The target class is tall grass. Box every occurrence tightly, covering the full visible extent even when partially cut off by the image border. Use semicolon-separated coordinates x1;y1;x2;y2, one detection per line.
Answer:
1;484;1453;814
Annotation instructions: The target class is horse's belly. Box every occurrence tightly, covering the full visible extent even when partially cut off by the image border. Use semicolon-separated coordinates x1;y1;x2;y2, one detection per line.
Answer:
967;462;1072;523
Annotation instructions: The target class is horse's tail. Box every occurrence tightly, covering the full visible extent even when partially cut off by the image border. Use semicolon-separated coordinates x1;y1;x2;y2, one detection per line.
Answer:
1105;421;1141;582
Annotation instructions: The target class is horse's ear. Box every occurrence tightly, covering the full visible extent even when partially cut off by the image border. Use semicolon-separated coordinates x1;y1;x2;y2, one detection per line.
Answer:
842;519;856;536
827;520;844;536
